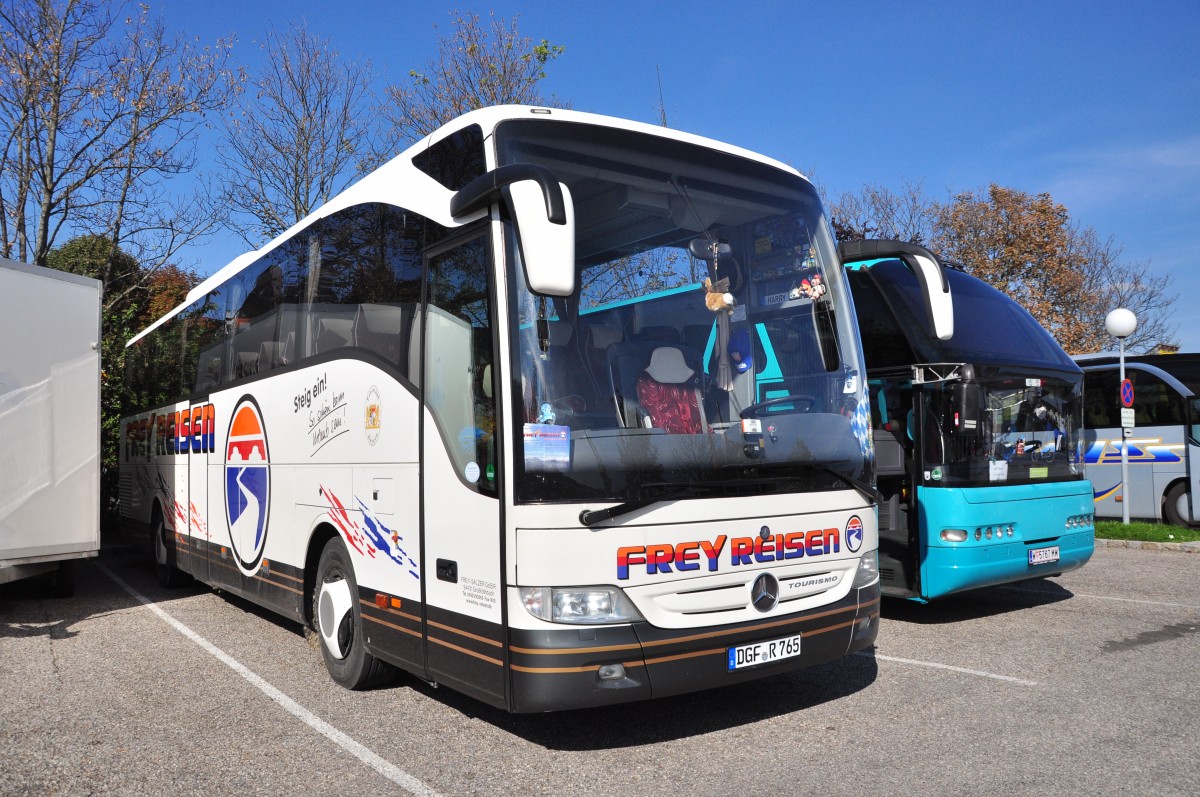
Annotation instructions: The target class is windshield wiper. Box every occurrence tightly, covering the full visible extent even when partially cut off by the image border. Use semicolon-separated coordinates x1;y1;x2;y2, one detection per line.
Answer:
579;484;708;527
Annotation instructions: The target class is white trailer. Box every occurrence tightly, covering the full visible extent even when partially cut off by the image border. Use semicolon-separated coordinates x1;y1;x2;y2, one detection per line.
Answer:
0;258;102;594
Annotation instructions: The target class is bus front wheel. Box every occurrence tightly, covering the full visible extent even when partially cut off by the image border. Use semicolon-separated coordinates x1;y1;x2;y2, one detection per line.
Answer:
314;537;395;690
1163;482;1198;529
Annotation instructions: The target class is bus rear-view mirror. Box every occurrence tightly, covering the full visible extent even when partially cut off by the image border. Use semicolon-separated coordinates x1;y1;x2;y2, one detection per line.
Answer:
451;163;576;297
839;239;954;341
508;179;576;297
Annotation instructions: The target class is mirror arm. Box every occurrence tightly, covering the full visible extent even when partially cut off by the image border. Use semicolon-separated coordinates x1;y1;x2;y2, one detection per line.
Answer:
450;163;566;224
839;238;954;341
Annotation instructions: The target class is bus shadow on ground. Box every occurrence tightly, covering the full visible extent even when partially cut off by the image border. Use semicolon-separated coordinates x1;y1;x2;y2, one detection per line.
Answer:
408;653;879;749
880;578;1075;625
0;554;207;641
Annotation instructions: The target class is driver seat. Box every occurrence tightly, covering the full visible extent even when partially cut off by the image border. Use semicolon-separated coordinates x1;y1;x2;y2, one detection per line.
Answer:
636;346;706;434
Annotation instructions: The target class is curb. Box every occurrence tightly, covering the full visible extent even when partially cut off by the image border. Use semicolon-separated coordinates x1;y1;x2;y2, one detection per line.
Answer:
1095;538;1200;554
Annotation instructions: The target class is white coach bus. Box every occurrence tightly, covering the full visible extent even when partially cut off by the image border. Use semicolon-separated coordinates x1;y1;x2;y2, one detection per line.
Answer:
119;106;881;712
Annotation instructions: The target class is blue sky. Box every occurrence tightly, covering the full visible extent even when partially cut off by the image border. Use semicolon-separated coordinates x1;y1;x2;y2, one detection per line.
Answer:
160;0;1200;350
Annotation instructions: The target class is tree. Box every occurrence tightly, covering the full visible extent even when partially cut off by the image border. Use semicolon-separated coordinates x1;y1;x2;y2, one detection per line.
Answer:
929;185;1176;354
380;10;565;148
1068;226;1175;353
932;185;1095;351
827;180;935;245
826;178;1177;354
0;0;240;283
219;21;375;245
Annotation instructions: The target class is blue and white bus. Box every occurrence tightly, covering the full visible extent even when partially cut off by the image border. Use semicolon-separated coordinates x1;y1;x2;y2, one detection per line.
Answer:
119;106;882;712
1077;353;1200;527
843;241;1094;601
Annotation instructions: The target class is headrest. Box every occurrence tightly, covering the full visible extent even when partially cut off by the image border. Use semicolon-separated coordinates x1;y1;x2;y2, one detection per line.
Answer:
355;303;404;335
644;347;694;384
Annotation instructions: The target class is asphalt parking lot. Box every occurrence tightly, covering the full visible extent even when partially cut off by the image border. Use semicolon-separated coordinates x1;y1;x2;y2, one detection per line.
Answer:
2;545;1197;797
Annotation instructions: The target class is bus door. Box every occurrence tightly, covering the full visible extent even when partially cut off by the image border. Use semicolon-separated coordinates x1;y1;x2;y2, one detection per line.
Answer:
869;376;918;596
419;232;505;706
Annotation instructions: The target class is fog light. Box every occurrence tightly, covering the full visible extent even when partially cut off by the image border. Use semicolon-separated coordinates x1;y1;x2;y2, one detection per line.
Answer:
598;663;626;680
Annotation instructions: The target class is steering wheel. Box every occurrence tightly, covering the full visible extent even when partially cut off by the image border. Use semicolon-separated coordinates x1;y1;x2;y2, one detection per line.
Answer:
739;394;817;419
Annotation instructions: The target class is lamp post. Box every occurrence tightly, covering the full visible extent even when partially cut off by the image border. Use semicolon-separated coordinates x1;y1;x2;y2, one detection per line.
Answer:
1105;308;1138;524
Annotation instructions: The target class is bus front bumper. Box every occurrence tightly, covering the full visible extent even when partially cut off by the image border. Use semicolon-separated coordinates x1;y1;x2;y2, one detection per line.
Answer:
506;581;880;713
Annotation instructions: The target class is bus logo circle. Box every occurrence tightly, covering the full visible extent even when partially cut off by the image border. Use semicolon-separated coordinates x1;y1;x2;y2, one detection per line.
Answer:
846;515;864;553
225;397;270;574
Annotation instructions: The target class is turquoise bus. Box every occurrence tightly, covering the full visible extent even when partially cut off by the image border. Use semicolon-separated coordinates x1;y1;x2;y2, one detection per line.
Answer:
841;241;1095;601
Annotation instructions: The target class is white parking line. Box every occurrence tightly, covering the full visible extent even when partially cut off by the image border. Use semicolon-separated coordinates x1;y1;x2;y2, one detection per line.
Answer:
859;651;1038;686
97;562;443;797
1000;585;1200;611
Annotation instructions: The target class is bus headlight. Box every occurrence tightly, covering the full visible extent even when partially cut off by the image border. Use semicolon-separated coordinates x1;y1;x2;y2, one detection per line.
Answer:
519;586;644;625
851;550;879;589
941;528;968;543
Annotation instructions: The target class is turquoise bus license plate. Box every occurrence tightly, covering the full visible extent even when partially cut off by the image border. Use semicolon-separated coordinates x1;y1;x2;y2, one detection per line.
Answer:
1028;546;1060;565
727;633;802;671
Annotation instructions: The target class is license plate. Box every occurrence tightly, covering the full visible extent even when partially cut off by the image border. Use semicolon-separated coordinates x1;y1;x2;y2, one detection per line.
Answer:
727;633;802;671
1028;546;1060;565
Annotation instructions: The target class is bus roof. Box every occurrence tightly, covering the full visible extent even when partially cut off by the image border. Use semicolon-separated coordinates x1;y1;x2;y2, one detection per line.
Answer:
129;106;807;347
1075;353;1200;395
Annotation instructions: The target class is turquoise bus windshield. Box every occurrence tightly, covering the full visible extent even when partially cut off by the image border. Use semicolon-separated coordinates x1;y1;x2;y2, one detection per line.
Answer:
851;259;1079;373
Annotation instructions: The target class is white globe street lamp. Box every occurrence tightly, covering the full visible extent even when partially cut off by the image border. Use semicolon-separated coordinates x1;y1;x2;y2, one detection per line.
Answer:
1105;308;1138;525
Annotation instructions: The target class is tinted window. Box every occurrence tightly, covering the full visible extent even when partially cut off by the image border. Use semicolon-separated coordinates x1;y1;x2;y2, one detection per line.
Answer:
310;203;424;380
853;259;1078;372
413;124;486;190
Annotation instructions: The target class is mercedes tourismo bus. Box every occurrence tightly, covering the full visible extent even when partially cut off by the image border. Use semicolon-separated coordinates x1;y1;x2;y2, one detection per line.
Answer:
1076;353;1200;527
119;106;885;712
842;242;1094;601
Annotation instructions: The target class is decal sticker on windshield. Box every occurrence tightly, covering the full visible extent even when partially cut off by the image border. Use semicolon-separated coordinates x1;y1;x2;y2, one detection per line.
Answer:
523;423;571;471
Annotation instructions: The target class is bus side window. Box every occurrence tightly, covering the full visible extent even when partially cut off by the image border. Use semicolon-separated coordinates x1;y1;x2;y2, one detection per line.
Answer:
1131;372;1183;426
307;204;424;380
1082;370;1116;429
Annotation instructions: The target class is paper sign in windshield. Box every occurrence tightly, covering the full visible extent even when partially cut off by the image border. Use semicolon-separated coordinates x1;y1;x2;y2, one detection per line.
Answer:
523;423;571;471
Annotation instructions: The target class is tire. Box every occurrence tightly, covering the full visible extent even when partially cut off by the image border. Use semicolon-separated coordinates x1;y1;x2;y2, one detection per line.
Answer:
313;537;394;690
1163;482;1197;529
151;511;190;588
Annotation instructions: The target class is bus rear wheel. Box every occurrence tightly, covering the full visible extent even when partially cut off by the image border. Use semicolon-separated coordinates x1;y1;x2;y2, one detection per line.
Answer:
152;511;190;588
1163;482;1198;529
314;537;394;690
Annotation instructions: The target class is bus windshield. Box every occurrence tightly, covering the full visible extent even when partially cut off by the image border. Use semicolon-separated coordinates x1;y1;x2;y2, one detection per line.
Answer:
918;372;1084;487
496;119;869;504
855;258;1078;371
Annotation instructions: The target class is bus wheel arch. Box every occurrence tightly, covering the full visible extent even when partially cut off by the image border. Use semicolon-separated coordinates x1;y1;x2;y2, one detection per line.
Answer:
312;534;395;690
1163;480;1197;529
303;523;339;629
